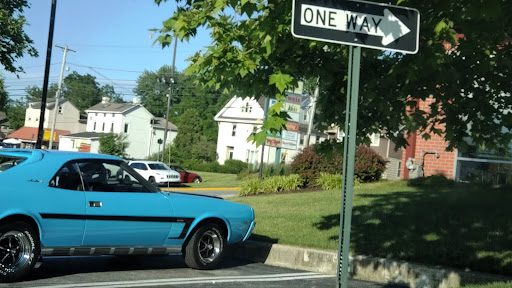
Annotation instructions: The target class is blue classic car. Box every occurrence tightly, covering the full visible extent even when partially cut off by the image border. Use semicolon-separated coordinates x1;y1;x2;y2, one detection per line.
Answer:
0;149;255;282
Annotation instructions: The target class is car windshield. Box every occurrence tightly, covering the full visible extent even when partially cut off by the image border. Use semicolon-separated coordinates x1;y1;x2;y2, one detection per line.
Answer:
148;163;169;170
0;156;27;172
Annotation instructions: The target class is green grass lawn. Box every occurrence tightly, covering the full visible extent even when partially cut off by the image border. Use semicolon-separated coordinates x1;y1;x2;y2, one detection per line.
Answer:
232;180;512;276
185;171;240;188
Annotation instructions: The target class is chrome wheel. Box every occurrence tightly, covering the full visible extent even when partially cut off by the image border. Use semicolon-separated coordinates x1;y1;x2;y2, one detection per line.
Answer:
197;230;221;263
193;177;201;183
184;223;225;269
0;231;32;272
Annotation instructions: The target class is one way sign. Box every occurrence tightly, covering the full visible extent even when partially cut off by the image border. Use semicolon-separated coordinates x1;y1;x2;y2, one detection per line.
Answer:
292;0;420;54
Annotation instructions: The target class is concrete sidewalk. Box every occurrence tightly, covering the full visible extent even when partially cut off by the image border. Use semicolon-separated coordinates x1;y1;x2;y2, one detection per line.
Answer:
228;241;512;288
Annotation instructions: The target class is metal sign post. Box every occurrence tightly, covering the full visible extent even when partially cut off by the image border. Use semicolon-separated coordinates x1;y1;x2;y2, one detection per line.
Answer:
291;1;420;287
337;45;361;288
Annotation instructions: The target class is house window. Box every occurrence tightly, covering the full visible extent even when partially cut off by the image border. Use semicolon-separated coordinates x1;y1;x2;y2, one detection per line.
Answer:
58;106;63;114
397;161;402;178
300;135;304;145
104;113;107;117
304;112;307;121
227;146;234;160
124;123;129;133
28;117;31;121
102;123;105;132
35;117;38;122
370;133;380;147
110;123;114;132
93;122;97;130
95;113;98;116
232;124;237;136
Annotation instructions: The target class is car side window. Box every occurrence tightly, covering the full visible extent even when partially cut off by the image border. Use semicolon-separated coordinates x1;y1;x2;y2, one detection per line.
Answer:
77;160;157;193
50;162;83;191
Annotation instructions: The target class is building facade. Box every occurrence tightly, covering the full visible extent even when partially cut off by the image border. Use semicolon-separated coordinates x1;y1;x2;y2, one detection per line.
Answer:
214;95;329;166
59;97;177;159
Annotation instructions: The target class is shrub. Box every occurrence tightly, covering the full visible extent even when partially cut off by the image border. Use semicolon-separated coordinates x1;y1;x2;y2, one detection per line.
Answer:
223;159;248;174
289;146;325;185
239;178;264;196
408;174;455;188
248;163;290;177
354;145;386;182
316;173;343;190
238;174;304;196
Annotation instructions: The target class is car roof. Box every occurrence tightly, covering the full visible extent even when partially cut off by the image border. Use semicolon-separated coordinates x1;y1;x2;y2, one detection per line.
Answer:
129;160;166;165
0;148;121;161
0;149;123;183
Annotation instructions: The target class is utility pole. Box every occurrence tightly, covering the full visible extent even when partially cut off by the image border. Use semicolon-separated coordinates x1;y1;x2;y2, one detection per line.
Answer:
36;0;57;149
304;77;319;147
162;38;178;165
49;45;75;149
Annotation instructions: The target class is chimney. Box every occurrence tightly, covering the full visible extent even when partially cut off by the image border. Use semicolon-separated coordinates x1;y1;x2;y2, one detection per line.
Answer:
102;97;110;104
133;97;141;104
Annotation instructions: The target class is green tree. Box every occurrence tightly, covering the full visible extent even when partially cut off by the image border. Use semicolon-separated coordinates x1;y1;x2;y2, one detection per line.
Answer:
24;84;59;103
154;0;512;151
100;84;125;103
5;98;26;130
0;0;38;74
133;65;228;142
63;71;102;112
171;109;216;163
99;133;129;157
0;76;7;111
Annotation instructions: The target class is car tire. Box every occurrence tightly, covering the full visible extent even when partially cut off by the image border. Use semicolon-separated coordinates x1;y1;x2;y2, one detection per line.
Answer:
192;177;201;183
184;223;225;270
0;221;40;282
149;176;156;184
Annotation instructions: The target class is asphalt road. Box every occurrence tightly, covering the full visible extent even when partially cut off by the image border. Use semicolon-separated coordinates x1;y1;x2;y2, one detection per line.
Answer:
0;255;397;288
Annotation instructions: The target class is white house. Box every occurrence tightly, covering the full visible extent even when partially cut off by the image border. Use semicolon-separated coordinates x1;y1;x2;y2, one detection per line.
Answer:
214;95;330;166
59;97;178;159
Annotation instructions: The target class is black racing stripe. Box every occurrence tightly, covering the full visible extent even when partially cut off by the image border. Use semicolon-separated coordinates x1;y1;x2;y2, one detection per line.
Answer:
177;219;194;239
40;213;194;224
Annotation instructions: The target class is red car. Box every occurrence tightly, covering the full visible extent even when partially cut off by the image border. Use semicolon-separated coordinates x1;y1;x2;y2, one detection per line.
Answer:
169;165;202;183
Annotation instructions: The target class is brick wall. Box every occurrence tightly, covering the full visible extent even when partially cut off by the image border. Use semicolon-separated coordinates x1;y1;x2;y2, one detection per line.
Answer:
402;97;457;179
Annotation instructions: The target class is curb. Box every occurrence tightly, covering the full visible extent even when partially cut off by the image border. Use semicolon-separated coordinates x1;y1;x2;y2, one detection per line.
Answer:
228;241;512;288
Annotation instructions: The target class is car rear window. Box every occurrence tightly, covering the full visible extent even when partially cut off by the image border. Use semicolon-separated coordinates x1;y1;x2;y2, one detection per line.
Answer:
0;155;27;172
148;163;168;170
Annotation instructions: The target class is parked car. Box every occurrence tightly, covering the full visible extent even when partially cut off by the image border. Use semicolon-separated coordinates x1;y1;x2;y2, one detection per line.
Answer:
128;160;181;185
168;165;202;183
0;149;255;282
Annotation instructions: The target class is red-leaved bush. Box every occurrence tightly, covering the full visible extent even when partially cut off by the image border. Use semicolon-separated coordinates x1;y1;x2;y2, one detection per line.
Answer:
290;144;386;185
289;146;325;186
354;145;386;182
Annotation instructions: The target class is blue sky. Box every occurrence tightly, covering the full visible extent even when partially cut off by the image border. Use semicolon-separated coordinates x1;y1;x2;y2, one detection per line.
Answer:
2;0;210;101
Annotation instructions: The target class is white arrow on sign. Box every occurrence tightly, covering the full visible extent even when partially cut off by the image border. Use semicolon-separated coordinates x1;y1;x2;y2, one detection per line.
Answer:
301;4;411;45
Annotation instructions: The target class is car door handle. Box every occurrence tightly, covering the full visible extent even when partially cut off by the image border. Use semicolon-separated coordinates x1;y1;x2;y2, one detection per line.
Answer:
89;201;102;208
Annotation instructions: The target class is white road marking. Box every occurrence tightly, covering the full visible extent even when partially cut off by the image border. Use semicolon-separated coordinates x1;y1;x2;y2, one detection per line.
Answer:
27;272;334;288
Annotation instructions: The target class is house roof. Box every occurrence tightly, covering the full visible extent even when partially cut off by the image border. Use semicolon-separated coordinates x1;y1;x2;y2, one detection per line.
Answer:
60;132;103;139
8;127;70;142
30;98;69;110
86;102;138;113
151;117;178;131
